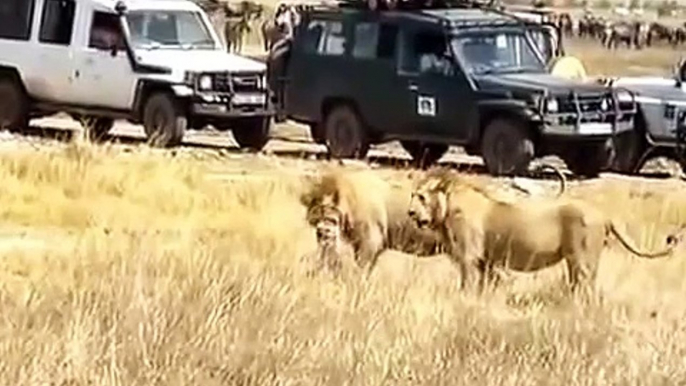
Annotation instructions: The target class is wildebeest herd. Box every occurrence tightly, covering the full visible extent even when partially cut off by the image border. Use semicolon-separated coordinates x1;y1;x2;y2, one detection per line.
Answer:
556;10;686;49
208;1;686;55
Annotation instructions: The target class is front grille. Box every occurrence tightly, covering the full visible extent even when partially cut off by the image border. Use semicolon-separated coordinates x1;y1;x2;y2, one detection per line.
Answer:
206;72;262;93
557;93;606;114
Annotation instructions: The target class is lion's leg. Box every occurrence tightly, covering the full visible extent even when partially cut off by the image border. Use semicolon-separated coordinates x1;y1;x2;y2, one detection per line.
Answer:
353;227;384;273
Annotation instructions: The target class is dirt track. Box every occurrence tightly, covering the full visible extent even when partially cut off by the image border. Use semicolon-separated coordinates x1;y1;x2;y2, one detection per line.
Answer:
4;114;679;193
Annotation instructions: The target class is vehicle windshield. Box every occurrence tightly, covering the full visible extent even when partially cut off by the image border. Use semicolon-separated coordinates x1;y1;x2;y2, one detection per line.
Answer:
125;10;217;50
452;30;546;75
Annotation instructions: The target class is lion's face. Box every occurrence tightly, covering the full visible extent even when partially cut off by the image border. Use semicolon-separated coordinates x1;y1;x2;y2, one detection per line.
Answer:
314;205;343;246
408;179;447;230
307;193;350;245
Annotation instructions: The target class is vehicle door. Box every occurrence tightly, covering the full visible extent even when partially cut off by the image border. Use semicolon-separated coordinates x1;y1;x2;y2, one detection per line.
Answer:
33;0;80;104
71;10;137;110
285;16;351;122
395;26;477;143
347;17;403;134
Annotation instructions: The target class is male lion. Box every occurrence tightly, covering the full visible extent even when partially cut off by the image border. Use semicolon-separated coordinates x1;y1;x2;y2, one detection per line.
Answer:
299;202;357;278
300;167;441;272
407;169;683;293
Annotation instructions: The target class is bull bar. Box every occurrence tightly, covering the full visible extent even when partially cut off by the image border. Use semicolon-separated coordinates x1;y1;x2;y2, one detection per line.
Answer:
536;85;637;137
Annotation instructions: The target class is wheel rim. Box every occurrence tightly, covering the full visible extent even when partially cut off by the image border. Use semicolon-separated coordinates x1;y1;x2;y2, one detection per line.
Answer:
491;133;512;173
147;106;169;143
329;117;357;156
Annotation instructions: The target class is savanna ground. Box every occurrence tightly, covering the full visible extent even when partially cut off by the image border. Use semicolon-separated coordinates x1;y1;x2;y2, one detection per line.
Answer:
7;14;686;384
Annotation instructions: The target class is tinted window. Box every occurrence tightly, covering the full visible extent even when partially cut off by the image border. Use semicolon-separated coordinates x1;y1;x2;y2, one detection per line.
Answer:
0;0;36;41
39;0;76;45
400;29;452;75
301;19;325;53
317;20;346;56
352;22;378;59
89;11;126;51
353;22;397;60
377;24;398;59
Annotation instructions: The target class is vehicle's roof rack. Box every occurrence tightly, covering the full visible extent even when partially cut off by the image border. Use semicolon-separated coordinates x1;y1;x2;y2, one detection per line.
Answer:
300;0;555;21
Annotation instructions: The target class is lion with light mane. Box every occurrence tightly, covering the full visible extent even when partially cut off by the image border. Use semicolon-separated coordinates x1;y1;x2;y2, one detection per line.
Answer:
407;168;684;293
300;166;441;272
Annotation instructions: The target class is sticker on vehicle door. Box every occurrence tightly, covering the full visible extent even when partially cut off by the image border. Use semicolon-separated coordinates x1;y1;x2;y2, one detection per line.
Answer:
417;95;436;116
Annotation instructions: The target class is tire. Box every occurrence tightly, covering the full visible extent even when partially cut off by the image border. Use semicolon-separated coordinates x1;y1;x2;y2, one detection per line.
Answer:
79;116;114;142
480;118;535;176
610;130;645;174
232;117;271;151
0;77;29;133
565;140;613;178
309;122;326;144
401;140;448;168
323;104;370;159
142;92;186;148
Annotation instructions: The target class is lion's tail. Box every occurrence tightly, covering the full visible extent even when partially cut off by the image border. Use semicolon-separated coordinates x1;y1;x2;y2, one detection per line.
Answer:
606;221;681;258
534;164;567;198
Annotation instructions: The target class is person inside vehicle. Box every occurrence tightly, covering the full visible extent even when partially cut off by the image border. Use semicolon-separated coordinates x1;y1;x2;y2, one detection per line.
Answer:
418;35;452;75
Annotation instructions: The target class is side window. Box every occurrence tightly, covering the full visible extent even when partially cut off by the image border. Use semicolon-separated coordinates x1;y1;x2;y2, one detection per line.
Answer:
0;0;36;41
377;24;398;59
317;20;346;56
39;0;76;46
301;19;326;54
353;22;397;60
399;29;452;75
88;11;126;52
352;22;378;59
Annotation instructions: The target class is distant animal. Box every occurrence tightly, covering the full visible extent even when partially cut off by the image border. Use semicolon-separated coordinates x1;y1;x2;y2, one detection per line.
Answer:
406;169;684;294
223;0;263;53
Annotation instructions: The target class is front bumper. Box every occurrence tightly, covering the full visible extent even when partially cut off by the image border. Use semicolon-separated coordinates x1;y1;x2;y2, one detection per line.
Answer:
189;92;274;118
537;87;637;138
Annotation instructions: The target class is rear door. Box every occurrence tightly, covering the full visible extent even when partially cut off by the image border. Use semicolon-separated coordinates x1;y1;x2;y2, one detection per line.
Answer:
34;0;79;104
285;15;351;123
347;16;403;134
395;25;477;143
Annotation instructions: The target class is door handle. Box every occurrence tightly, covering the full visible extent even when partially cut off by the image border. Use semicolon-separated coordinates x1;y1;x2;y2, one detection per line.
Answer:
408;83;418;92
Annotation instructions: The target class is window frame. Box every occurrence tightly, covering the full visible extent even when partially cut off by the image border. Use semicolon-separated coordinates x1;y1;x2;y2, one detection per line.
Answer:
87;10;126;52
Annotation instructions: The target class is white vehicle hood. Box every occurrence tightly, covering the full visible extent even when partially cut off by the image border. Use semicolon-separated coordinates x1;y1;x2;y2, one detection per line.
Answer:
134;49;266;74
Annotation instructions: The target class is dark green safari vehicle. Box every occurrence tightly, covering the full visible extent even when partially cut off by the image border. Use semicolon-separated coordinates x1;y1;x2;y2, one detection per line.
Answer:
267;2;638;177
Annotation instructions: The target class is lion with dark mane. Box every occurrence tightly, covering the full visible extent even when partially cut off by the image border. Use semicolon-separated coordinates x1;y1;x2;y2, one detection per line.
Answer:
300;166;441;272
407;168;684;293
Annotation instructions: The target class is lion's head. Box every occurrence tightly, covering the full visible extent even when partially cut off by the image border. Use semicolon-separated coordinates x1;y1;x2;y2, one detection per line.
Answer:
407;170;453;230
308;196;348;247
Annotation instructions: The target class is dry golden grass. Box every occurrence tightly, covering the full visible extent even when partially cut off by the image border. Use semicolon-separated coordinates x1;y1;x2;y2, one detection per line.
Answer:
2;140;686;384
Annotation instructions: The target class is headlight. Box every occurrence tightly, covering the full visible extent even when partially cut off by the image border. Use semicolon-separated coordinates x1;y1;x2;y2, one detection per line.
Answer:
258;74;266;89
600;98;610;111
198;75;212;91
545;97;559;113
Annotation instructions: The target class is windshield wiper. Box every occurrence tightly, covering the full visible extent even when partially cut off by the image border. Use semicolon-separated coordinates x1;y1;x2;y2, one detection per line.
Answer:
497;66;545;74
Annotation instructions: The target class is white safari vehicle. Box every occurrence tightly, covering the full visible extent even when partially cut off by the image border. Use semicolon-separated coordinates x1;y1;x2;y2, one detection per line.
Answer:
0;0;273;149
